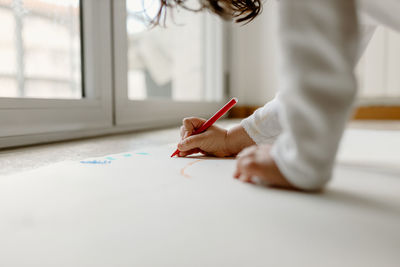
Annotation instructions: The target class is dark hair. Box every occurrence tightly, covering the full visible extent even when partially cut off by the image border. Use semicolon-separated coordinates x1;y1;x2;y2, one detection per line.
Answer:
154;0;262;25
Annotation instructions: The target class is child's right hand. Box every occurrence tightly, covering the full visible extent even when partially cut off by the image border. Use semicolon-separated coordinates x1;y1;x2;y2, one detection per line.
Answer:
177;117;256;158
177;117;231;157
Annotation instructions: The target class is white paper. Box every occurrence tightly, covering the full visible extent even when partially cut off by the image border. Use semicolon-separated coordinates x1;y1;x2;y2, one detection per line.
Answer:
0;144;399;267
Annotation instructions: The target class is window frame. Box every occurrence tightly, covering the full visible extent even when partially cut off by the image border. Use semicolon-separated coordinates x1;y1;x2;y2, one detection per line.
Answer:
0;0;228;149
112;0;226;128
0;0;114;148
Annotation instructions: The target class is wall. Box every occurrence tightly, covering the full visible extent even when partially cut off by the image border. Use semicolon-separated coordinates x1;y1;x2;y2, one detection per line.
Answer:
229;1;278;106
229;1;400;107
357;27;400;103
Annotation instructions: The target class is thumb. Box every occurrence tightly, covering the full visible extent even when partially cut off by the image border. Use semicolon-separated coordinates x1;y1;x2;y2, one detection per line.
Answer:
183;117;207;137
177;134;206;152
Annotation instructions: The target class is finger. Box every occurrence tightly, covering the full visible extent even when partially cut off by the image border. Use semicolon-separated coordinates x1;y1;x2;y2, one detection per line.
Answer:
178;148;201;157
236;154;255;170
199;149;207;155
233;166;241;179
239;157;257;172
180;126;192;140
180;126;185;139
237;157;261;181
234;155;252;178
237;145;258;158
239;174;255;184
234;154;248;178
182;117;207;136
183;130;191;139
177;134;206;152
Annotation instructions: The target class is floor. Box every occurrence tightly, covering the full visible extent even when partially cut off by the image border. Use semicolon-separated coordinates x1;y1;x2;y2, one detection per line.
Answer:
1;120;400;267
1;120;400;176
0;120;238;176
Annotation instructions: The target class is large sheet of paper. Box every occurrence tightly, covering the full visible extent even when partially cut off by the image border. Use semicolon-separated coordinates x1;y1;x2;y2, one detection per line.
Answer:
1;141;399;267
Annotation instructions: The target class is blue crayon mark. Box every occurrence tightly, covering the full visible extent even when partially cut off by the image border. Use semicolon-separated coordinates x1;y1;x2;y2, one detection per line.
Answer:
136;152;149;155
105;157;116;161
80;160;112;165
123;153;132;157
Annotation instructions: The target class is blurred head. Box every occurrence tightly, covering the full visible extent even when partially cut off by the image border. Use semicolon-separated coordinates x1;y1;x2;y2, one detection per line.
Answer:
154;0;262;25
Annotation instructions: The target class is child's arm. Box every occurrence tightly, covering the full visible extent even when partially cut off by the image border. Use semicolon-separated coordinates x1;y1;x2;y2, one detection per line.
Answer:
177;117;296;189
177;94;284;158
240;96;282;145
178;0;361;191
270;0;359;191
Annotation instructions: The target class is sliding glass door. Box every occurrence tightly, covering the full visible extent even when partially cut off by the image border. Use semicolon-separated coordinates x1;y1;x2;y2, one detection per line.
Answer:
0;0;227;148
113;0;225;127
0;0;113;147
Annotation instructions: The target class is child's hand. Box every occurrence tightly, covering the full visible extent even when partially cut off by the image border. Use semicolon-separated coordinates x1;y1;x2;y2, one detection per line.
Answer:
177;117;231;157
233;144;295;189
177;117;256;158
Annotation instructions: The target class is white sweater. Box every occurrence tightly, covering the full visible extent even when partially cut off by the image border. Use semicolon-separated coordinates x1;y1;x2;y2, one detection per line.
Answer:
241;0;400;190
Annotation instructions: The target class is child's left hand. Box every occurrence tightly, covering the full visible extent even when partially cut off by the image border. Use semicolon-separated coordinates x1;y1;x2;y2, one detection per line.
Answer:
233;144;295;190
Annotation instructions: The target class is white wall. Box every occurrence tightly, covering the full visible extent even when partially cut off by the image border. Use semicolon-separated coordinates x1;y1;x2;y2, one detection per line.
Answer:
229;1;400;107
229;1;278;106
357;27;400;102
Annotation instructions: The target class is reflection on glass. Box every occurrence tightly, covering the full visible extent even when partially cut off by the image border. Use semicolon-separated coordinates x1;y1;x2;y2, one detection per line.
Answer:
0;0;82;99
127;0;206;101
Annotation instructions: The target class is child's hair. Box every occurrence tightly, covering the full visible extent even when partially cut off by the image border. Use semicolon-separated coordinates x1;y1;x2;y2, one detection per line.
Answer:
154;0;262;25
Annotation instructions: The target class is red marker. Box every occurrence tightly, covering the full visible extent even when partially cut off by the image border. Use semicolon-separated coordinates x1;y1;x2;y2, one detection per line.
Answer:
171;97;238;157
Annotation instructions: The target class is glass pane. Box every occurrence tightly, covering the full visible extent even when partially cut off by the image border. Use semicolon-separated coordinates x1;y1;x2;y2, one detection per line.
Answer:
0;78;18;97
25;80;79;99
0;6;16;76
0;0;82;99
126;0;209;101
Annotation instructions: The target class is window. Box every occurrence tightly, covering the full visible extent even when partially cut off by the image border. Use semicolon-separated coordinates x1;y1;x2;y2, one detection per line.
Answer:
127;0;207;101
113;0;225;127
0;0;113;148
0;0;226;148
0;0;82;99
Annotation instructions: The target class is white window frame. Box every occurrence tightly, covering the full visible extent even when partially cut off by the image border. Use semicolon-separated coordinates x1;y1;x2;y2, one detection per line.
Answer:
0;0;227;149
112;0;226;129
0;0;113;148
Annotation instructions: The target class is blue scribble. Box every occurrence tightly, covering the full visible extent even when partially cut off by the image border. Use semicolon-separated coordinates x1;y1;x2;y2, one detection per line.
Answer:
105;157;116;161
136;152;149;155
123;153;132;157
80;160;112;165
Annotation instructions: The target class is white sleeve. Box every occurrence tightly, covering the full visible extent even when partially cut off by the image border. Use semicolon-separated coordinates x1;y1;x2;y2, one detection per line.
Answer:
240;96;282;145
270;0;360;191
240;17;374;151
358;0;400;32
